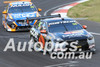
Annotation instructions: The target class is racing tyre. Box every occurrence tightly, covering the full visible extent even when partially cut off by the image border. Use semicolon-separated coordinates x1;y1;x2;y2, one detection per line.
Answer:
47;41;53;55
30;36;36;49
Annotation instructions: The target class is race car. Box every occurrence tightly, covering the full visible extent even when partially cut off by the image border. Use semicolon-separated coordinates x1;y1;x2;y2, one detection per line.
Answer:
2;0;42;31
30;16;96;53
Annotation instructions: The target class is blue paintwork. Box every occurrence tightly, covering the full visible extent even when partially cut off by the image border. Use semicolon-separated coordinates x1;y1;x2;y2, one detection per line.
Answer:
53;29;91;40
8;12;37;26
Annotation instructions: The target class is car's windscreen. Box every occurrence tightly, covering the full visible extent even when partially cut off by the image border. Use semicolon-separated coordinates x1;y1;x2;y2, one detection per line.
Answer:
48;21;83;33
48;24;67;33
8;5;37;13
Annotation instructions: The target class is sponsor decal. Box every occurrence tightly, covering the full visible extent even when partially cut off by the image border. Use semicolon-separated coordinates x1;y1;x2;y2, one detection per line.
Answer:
11;13;35;18
63;31;84;38
49;21;76;26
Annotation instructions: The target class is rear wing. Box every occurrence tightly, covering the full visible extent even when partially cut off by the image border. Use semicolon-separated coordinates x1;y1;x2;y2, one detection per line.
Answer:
25;14;61;25
4;0;31;3
27;14;61;20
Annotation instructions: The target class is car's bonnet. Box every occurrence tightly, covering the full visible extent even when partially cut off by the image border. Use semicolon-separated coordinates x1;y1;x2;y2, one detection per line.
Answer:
9;12;37;20
53;29;89;40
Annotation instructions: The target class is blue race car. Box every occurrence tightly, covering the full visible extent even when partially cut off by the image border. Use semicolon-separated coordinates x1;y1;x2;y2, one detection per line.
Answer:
2;1;42;31
30;16;96;53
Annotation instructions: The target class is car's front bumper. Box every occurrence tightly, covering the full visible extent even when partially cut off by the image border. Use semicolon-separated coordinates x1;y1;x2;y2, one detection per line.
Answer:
7;26;32;32
16;26;31;31
53;40;96;53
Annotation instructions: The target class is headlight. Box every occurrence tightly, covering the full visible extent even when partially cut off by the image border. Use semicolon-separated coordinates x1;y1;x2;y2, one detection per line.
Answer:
88;36;93;40
7;16;14;22
7;23;16;29
57;38;63;41
54;38;63;43
7;18;15;29
87;36;95;46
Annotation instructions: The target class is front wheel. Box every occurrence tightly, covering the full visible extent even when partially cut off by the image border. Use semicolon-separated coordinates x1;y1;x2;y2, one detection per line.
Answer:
90;48;96;54
47;41;54;54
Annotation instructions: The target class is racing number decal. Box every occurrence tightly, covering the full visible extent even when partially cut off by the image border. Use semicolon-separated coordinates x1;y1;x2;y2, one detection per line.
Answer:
38;34;45;48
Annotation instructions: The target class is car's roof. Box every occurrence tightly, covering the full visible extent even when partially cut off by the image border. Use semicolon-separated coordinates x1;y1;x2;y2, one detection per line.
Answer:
9;1;33;7
42;18;76;23
10;1;31;5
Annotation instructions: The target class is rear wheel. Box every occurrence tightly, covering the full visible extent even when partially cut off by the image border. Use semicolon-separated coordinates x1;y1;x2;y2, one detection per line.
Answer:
30;36;43;51
47;41;54;54
30;36;36;49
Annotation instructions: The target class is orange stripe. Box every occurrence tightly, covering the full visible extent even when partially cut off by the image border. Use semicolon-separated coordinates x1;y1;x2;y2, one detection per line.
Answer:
39;35;45;48
4;15;7;19
13;22;17;26
34;20;38;25
34;12;39;25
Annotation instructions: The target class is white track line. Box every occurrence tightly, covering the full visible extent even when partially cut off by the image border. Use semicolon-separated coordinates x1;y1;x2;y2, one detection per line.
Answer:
44;0;80;16
51;0;89;17
44;61;78;67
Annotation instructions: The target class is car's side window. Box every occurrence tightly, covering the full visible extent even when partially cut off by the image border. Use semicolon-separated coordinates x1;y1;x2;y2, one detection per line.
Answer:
38;21;44;30
34;21;44;30
38;22;47;30
34;21;47;31
41;23;47;30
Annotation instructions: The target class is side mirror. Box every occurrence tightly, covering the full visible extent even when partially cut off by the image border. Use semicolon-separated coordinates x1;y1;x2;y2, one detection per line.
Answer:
82;25;87;29
38;8;42;12
2;10;7;14
40;30;47;34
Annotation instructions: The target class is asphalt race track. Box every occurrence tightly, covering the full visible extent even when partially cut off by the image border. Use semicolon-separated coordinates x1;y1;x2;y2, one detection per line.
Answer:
0;0;100;67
